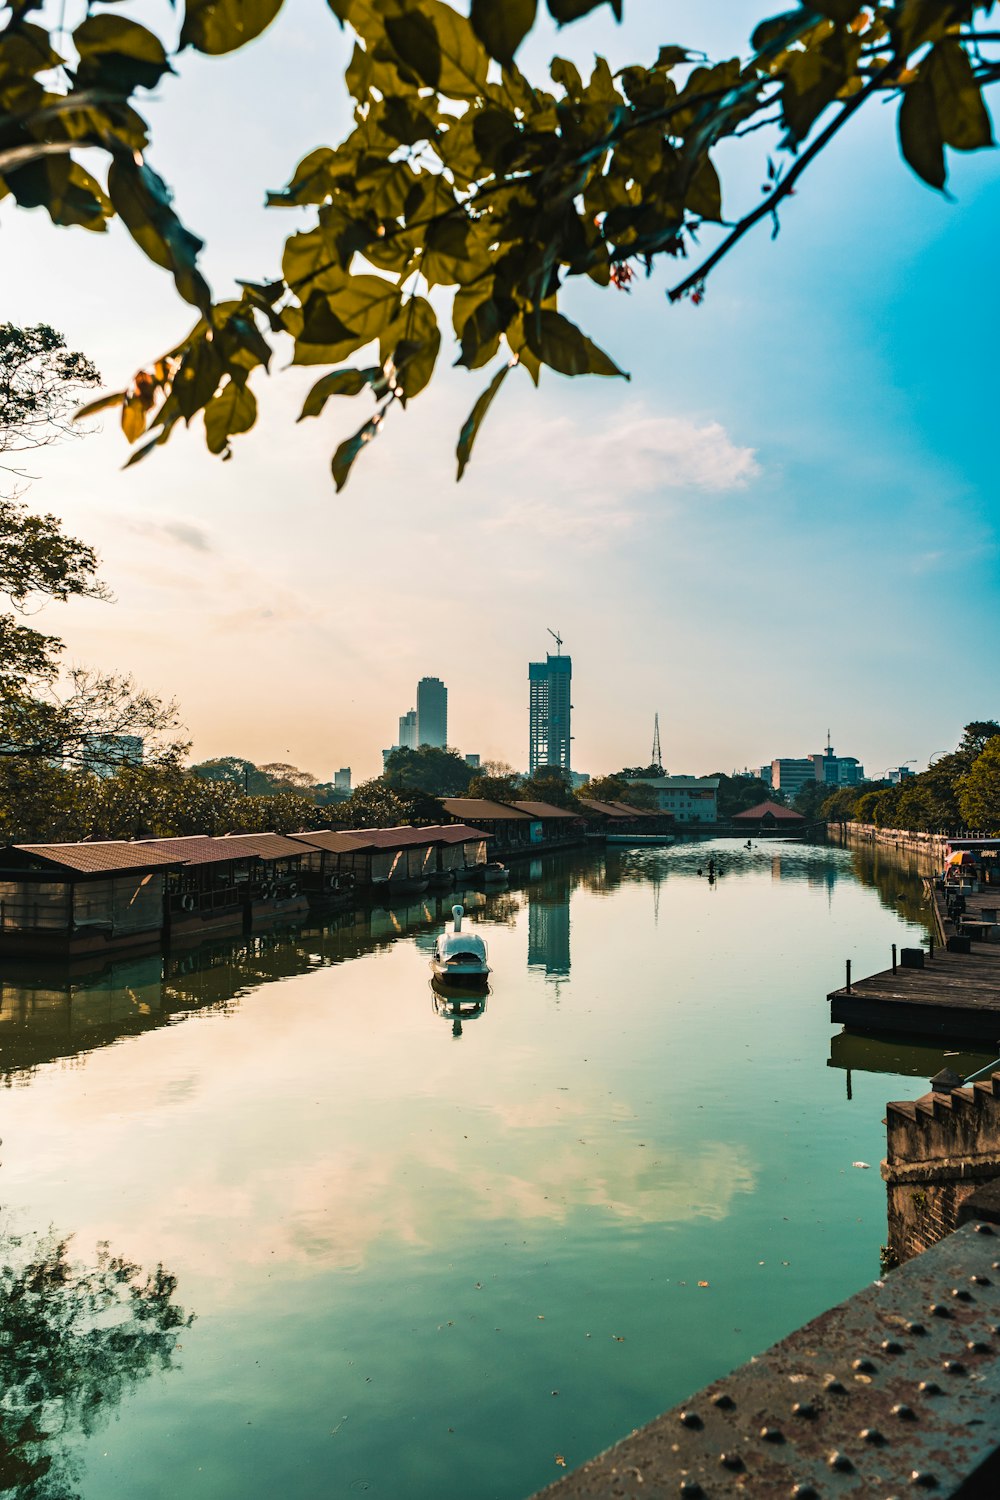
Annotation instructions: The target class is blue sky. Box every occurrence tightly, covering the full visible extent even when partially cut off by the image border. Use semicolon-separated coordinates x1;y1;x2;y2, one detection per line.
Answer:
4;1;998;781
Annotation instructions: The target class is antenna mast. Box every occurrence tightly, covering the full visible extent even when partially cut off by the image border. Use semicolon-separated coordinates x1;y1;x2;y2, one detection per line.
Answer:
547;627;563;655
652;712;663;771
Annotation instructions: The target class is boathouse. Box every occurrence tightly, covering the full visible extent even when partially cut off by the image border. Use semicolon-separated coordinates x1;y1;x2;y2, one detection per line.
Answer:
0;841;181;957
510;801;587;849
438;798;534;854
732;800;806;832
217;833;312;918
139;835;262;940
577;797;650;835
412;824;488;885
290;827;435;898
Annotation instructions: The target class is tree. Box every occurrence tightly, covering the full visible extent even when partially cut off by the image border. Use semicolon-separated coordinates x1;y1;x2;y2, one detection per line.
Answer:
519;765;576;807
713;772;772;819
382;744;474;795
466;760;522;802
958;738;1000;830
1;4;994;486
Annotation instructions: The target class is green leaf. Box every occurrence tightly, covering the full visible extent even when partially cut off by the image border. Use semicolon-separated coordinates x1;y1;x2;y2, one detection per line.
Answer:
180;0;285;55
470;0;536;66
522;309;627;378
926;40;993;153
298;367;379;420
73;15;172;92
456;363;509;480
898;74;945;190
204;380;257;454
388;297;440;400
332;415;381;492
107;156;211;311
456;296;515;369
5;157;111;231
385;1;489;101
546;0;621;24
74;390;126;422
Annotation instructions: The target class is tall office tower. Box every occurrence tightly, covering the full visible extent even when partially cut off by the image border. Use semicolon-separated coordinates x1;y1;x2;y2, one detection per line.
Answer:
528;649;572;774
416;677;448;748
398;709;418;750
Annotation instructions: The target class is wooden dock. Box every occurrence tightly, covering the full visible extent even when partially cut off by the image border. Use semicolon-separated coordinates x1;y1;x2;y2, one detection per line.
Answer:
828;881;1000;1045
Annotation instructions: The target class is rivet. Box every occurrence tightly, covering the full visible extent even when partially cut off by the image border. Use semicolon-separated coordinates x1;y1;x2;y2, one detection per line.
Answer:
971;1274;992;1285
943;1360;966;1375
881;1339;904;1354
929;1303;952;1318
760;1426;785;1444
791;1401;817;1418
860;1427;886;1445
719;1452;743;1471
679;1410;702;1429
828;1451;854;1472
825;1377;847;1394
967;1340;991;1354
906;1322;927;1335
952;1288;973;1301
918;1382;941;1395
852;1357;877;1373
711;1392;735;1410
892;1403;917;1420
791;1488;819;1499
910;1474;938;1490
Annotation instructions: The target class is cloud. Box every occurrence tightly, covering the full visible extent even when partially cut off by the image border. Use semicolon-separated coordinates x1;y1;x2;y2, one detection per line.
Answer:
120;516;215;553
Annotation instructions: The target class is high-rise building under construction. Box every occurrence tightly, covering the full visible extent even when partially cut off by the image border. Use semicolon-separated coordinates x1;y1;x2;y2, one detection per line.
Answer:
528;635;572;775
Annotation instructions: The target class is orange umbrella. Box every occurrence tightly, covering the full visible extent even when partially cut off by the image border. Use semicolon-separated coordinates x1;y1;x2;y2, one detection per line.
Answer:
947;850;976;865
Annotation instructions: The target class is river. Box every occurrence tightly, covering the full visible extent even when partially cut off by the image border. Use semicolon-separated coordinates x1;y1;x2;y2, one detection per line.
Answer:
0;837;986;1500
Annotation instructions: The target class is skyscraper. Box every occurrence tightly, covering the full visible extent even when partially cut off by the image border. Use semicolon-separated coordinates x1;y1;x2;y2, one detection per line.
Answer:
398;709;417;749
528;650;572;774
416;677;447;748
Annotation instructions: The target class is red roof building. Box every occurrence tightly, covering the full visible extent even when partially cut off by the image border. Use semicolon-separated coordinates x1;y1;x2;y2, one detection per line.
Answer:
733;801;806;822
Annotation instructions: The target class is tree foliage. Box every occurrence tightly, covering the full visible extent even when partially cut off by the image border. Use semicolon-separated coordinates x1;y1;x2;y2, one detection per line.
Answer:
382;743;474;794
820;720;1000;831
0;3;994;487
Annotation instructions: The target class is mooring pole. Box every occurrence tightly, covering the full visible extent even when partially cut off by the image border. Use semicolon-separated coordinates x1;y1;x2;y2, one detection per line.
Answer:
892;943;897;974
846;958;852;993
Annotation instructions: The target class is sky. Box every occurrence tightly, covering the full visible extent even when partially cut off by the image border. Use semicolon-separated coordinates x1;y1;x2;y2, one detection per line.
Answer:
3;1;998;783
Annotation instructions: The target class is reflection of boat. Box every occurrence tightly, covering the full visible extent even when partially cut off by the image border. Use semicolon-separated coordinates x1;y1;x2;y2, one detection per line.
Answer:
430;979;488;1037
431;904;490;984
469;862;508;887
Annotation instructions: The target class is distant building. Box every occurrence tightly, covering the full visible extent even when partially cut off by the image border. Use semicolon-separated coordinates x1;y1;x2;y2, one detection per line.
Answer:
809;733;864;787
417;677;447;748
80;734;143;778
334;767;351;793
528;651;572;775
886;766;913;785
758;765;773;787
398;709;417;750
464;753;481;770
631;775;720;823
770;758;816;799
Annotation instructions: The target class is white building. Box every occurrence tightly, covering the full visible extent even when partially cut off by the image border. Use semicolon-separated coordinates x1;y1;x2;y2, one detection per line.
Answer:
630;775;720;823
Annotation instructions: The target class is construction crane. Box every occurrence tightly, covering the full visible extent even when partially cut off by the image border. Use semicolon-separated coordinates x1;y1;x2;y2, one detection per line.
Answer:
547;628;563;655
652;713;663;772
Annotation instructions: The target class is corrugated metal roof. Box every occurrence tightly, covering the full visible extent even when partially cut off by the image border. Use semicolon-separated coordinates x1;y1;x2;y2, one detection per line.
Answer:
733;800;805;820
288;830;374;855
609;801;658;817
337;825;436;850
510;800;581;820
218;833;312;858
139;836;258;867
419;823;488;844
440;798;532;821
8;841;182;874
577;798;634;819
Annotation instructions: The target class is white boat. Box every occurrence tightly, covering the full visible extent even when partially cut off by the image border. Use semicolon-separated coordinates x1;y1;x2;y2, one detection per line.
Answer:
431;904;490;984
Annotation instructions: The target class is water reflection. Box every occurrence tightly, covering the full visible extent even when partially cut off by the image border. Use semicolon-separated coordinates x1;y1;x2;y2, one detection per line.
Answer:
527;865;571;984
429;978;489;1038
0;1223;191;1500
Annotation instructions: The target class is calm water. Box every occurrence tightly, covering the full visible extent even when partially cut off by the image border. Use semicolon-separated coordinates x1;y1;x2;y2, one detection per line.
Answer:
0;838;984;1500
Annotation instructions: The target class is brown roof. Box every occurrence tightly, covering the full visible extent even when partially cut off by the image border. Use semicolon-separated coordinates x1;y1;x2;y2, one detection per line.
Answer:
440;797;532;821
414;823;488;844
577;798;634;819
218;833;313;858
8;841;182;875
288;830;375;855
609;801;658;817
140;836;259;867
733;800;805;821
338;825;437;850
510;800;581;820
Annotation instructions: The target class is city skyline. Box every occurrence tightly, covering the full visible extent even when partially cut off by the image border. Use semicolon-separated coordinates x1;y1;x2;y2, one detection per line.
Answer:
4;0;996;786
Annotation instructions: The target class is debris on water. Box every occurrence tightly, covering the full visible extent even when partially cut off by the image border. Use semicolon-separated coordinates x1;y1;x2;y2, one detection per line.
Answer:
852;1161;870;1169
555;1455;566;1467
612;1334;625;1341
698;1281;710;1288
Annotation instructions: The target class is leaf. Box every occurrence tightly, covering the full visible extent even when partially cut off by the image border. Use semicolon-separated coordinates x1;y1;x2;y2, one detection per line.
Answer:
522;309;627;378
332;415;381;492
926;40;993;153
180;0;285;56
385;296;440;400
470;0;536;66
107;156;211;312
898;74;945;190
456;363;508;480
385;1;489;101
75;390;125;422
204;380;257;454
73;15;172;92
547;0;621;23
121;395;147;443
298;367;379;420
456;296;515;369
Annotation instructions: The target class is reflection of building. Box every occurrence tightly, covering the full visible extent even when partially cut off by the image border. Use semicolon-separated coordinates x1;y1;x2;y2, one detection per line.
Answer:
528;652;572;774
527;881;571;981
417;677;447;748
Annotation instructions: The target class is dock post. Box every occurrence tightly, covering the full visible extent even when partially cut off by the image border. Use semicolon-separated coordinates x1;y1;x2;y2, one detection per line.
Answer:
892;943;897;974
845;958;852;993
929;933;935;959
